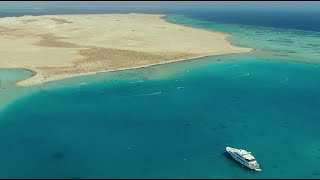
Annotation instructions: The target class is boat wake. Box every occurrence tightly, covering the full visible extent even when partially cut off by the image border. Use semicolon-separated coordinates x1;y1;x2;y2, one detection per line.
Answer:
234;73;250;78
212;150;227;157
134;91;162;96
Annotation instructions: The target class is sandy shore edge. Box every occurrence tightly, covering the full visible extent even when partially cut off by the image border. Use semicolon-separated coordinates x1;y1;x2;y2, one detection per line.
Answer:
17;52;248;87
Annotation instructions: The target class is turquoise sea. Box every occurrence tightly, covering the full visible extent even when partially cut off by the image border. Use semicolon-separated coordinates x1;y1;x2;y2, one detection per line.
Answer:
0;10;320;178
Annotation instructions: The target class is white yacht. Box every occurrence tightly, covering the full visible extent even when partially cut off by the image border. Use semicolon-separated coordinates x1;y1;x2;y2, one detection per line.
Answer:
226;147;262;171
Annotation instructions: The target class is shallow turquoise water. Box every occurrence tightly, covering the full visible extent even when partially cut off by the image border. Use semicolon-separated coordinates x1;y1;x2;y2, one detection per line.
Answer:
0;14;320;178
1;57;320;178
164;15;320;63
0;69;36;110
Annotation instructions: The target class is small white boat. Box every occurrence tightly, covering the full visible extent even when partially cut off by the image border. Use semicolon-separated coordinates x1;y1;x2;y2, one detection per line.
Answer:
226;147;262;171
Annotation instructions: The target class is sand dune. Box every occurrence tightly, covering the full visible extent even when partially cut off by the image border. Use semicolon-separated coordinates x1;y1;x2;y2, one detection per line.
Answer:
0;13;252;86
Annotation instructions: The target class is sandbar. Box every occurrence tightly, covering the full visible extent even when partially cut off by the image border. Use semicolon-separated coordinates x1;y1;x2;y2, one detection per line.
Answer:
0;13;252;86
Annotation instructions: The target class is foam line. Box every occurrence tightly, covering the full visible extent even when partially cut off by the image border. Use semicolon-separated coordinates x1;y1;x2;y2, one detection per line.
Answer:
129;80;143;84
133;91;163;96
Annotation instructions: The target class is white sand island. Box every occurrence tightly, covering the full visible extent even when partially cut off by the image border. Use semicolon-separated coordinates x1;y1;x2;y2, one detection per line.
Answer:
0;13;252;86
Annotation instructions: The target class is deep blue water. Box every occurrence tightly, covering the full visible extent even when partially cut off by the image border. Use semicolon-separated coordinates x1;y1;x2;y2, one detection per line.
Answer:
1;7;320;32
1;7;320;178
186;10;320;32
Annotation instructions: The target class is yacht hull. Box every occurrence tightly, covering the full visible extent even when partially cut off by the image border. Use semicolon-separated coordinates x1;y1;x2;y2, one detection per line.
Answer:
226;147;262;171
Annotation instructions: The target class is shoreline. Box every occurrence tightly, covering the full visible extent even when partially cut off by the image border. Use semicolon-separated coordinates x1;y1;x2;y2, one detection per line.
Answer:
16;53;320;87
17;49;255;87
0;13;252;86
16;51;249;87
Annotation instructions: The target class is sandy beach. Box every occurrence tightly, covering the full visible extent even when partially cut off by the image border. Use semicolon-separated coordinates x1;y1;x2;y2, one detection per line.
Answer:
0;13;252;86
